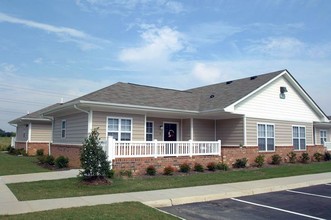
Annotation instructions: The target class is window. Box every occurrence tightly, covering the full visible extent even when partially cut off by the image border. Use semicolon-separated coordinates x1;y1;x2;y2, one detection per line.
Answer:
107;118;132;141
258;124;275;151
320;130;327;145
293;126;306;150
146;121;154;141
61;120;66;139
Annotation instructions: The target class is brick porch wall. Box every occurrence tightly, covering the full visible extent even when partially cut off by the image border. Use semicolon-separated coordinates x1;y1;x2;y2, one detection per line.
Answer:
113;155;221;175
50;144;82;168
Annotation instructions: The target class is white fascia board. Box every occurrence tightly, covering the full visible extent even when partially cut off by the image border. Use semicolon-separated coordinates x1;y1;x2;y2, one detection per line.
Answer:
42;101;80;115
78;100;200;115
224;70;287;113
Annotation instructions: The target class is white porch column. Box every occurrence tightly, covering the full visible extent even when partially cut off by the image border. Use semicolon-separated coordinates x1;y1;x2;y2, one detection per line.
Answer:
190;118;194;141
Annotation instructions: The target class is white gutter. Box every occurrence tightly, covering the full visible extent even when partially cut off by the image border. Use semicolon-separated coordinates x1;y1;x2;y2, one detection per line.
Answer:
79;100;199;115
74;104;93;133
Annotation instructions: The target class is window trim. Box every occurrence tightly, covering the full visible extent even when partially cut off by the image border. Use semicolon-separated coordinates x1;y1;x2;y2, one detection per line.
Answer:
320;129;327;145
107;117;133;141
146;121;154;141
292;125;306;150
257;123;275;152
61;120;66;139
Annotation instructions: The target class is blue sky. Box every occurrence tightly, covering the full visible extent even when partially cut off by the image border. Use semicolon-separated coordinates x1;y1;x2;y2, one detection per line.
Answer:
0;0;330;131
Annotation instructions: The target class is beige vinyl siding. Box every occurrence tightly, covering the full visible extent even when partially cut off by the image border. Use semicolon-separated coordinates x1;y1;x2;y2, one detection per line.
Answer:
194;119;215;141
31;122;52;142
216;118;244;146
53;112;88;144
182;119;191;141
147;117;182;141
94;111;145;141
16;124;28;142
246;117;313;146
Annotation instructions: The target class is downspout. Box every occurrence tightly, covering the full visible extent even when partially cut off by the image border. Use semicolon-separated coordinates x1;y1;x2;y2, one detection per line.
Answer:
74;104;92;134
9;124;17;148
43;115;54;155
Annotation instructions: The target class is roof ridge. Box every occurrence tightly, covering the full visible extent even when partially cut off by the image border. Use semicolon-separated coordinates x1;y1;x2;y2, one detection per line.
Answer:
127;82;192;93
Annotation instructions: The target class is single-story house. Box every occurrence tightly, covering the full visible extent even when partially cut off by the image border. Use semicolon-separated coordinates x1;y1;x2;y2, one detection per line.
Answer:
9;103;60;155
35;69;330;174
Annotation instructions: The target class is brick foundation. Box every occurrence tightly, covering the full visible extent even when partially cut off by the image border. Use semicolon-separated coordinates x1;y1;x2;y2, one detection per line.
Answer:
15;142;50;155
50;144;82;168
45;144;328;175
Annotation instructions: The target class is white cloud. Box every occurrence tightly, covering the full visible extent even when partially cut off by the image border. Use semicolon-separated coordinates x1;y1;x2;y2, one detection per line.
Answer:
75;0;185;15
0;12;108;50
191;63;222;83
33;57;43;64
246;37;305;57
119;25;185;62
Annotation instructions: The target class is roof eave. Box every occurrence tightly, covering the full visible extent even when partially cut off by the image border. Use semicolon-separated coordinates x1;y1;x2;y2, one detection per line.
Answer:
78;100;199;115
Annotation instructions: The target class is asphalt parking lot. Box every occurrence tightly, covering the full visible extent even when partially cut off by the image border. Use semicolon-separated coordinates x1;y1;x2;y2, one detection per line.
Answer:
160;184;331;220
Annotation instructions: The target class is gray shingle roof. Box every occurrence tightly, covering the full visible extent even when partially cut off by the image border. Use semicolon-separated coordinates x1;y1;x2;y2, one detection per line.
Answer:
9;103;61;124
187;70;285;111
64;70;285;112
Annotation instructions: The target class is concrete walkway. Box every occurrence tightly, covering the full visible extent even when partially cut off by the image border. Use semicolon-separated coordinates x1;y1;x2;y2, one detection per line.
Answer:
1;171;331;216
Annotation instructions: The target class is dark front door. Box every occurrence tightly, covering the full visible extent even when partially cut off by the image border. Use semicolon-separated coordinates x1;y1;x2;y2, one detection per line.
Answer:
164;123;177;141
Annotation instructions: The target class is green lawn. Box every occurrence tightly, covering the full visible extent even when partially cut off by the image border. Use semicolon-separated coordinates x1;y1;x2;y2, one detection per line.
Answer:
0;202;178;220
0;153;50;176
0;137;11;151
8;161;331;201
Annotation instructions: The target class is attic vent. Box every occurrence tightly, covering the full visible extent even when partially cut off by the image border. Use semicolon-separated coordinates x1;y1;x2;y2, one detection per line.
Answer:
250;76;257;80
226;81;233;85
210;95;215;98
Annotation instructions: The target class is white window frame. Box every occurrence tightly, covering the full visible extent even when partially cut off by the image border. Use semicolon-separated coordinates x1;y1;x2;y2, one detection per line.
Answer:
146;121;154;141
107;117;132;141
292;125;306;150
257;123;275;152
320;130;327;145
61;120;66;139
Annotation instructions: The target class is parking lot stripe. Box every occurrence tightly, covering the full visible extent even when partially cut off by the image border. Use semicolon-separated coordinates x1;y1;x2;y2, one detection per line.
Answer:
286;190;331;199
231;198;326;220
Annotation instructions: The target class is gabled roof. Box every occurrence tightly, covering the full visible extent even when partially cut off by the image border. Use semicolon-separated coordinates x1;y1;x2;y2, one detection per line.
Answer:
9;103;61;124
41;69;328;122
187;70;285;111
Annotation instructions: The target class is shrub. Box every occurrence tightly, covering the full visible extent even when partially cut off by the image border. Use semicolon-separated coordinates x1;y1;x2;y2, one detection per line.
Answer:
8;146;16;155
287;151;297;163
45;155;55;165
271;154;282;165
233;158;248;168
216;162;229;171
79;128;110;180
179;163;191;173
300;152;310;163
324;152;331;161
313;152;323;162
120;170;132;178
194;163;204;172
106;169;115;179
163;166;175;175
146;165;156;176
36;149;44;156
55;156;69;168
254;155;265;167
37;155;46;164
207;162;217;171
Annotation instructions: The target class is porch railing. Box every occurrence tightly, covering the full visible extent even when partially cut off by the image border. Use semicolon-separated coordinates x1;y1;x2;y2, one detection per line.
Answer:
104;139;221;160
325;142;331;151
